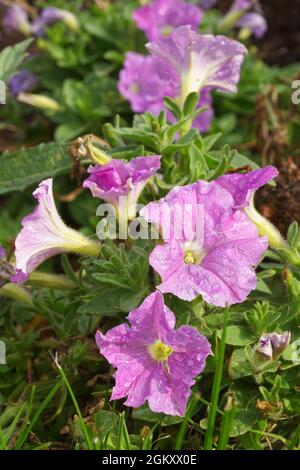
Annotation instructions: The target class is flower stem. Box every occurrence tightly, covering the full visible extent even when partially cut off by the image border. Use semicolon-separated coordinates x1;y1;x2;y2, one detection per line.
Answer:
54;354;93;450
203;307;230;450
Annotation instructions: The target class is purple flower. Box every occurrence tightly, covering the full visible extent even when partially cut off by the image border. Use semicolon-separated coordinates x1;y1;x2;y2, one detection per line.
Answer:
118;53;177;114
0;246;5;259
2;5;31;35
147;26;247;104
258;332;291;360
12;179;100;283
226;0;267;38
118;52;214;132
9;71;38;97
230;0;252;10
198;0;218;9
216;166;279;210
193;88;214;133
31;7;79;36
83;156;161;220
96;291;212;416
141;180;268;306
133;0;203;41
237;13;267;38
216;166;285;249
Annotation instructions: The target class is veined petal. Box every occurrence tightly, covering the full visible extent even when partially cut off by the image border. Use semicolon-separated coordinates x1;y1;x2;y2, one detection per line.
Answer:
145;180;268;306
133;0;203;41
13;178;99;282
95;292;211;416
83;156;161;219
216;166;279;208
147;26;247;101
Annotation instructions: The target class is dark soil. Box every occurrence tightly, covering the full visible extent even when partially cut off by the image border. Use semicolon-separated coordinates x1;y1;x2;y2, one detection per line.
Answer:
218;0;300;66
260;0;300;66
256;158;300;235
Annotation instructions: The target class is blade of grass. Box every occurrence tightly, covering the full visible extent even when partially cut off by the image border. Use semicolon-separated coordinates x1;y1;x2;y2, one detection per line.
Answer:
117;412;131;450
0;426;7;450
14;385;35;449
15;380;62;449
54;354;93;450
288;424;300;450
175;393;199;450
217;403;235;450
0;402;27;450
204;308;230;450
142;421;160;450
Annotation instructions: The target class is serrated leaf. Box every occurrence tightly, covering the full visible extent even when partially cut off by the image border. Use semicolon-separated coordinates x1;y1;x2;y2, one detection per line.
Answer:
0;142;71;194
202;133;222;151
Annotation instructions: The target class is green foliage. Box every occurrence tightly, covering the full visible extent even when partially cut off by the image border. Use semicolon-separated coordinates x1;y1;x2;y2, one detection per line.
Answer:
0;142;71;194
0;38;33;82
1;0;300;453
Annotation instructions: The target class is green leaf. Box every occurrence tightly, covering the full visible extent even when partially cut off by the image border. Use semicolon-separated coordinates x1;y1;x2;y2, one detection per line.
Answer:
218;325;256;346
78;289;122;316
202;133;222;152
94;411;119;436
231;151;259;170
183;92;199;116
0;38;33;82
54;119;89;142
0;142;71;195
287;221;299;249
163;96;182;120
229;383;260;437
229;348;253;380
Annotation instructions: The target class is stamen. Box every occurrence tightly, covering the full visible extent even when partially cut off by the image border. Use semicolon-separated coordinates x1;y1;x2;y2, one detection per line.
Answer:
148;340;173;362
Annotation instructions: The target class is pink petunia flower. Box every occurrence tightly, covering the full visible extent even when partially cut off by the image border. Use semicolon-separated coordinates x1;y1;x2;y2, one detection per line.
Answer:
12;179;100;283
147;25;247;104
141;180;268;306
225;0;267;39
96;291;212;416
216;166;285;249
236;13;267;39
133;0;203;41
118;53;177;114
83;156;161;220
118;51;214;132
216;166;279;210
198;0;218;9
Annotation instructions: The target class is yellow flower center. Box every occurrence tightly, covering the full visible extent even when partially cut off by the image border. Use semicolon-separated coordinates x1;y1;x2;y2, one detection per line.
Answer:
129;83;139;94
183;248;206;265
160;25;174;37
148;340;173;362
184;250;197;264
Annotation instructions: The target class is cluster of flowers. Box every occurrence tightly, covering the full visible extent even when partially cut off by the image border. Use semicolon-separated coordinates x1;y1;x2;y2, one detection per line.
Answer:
1;1;284;417
1;3;79;97
118;0;266;132
0;151;288;414
2;4;78;37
